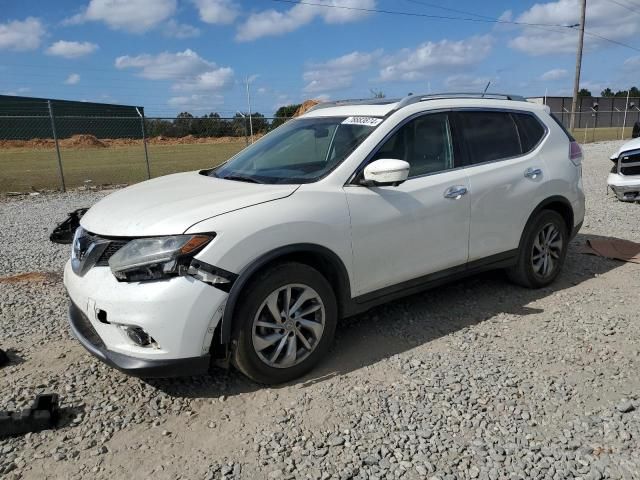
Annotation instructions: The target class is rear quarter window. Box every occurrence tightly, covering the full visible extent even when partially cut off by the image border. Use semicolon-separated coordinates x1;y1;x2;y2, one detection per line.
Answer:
549;112;576;141
513;113;547;153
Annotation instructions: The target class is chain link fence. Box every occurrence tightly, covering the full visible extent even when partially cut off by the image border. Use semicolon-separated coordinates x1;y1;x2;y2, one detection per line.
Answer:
2;104;640;194
0;111;289;193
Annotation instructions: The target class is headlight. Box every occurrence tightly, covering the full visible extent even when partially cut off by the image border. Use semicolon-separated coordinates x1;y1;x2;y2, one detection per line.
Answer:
109;234;213;282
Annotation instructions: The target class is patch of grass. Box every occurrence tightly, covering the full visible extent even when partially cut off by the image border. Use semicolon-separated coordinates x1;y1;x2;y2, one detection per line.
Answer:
0;142;245;192
570;127;633;143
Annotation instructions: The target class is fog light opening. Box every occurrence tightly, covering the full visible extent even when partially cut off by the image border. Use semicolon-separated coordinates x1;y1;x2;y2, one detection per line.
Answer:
124;326;156;348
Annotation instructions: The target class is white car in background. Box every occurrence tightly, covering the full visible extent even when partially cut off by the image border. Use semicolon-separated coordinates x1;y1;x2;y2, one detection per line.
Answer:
608;137;640;202
64;93;585;384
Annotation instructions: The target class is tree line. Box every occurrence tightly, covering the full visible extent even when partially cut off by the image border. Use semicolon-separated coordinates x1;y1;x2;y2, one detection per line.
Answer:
145;104;303;138
578;86;640;97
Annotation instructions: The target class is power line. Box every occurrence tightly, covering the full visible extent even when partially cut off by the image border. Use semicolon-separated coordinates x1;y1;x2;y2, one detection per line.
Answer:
269;0;579;28
270;0;640;52
400;0;497;21
603;0;640;14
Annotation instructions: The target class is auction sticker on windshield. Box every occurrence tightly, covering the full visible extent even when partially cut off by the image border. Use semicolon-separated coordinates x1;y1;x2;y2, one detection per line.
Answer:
342;116;383;127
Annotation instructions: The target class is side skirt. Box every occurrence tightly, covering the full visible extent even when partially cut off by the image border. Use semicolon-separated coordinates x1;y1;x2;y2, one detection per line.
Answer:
343;250;518;317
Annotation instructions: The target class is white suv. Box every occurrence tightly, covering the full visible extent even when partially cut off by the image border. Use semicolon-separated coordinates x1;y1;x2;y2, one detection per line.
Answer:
608;136;640;202
64;93;585;384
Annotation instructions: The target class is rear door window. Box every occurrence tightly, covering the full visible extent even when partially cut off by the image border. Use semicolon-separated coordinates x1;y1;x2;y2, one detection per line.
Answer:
457;111;522;164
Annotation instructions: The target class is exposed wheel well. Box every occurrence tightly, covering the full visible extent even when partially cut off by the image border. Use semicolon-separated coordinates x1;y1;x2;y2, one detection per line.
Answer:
217;245;351;347
247;251;350;315
541;201;573;233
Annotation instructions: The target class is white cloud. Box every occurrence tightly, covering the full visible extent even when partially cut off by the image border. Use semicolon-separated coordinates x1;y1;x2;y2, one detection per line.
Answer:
46;40;98;58
510;0;640;55
379;35;493;82
65;0;176;33
624;56;640;71
498;10;513;22
65;73;81;85
115;49;234;93
539;68;568;81
172;68;234;92
444;74;493;91
0;17;45;51
237;0;375;42
116;49;214;79
164;20;200;38
303;50;380;93
193;0;239;25
2;87;31;96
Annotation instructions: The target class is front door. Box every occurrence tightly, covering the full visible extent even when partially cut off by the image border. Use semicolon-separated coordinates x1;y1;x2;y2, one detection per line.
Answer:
344;112;471;296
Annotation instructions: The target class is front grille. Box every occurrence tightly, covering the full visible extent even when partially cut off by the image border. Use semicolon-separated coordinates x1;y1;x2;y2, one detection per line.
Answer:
96;240;129;266
620;152;640;164
619;150;640;176
621;165;640;176
70;304;105;349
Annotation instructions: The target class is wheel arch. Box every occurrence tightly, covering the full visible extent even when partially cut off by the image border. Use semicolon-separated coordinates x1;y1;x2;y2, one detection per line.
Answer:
520;195;574;248
218;244;352;346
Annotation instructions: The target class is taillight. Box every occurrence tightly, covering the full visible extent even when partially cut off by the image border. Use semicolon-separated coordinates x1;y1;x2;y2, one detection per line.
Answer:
569;141;582;166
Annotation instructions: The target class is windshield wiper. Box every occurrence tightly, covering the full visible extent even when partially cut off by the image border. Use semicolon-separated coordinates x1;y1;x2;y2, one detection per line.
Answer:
221;174;262;184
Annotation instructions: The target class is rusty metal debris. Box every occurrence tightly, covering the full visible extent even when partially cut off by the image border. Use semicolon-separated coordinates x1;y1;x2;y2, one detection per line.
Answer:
0;272;60;284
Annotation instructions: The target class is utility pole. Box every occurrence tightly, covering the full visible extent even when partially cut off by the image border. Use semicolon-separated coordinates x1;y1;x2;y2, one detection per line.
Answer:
246;76;254;144
569;0;587;131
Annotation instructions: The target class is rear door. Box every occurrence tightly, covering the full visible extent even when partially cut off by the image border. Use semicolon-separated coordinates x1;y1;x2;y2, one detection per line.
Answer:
455;110;549;262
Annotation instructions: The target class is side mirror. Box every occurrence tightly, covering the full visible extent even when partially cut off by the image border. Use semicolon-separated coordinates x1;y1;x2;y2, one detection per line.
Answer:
362;159;410;187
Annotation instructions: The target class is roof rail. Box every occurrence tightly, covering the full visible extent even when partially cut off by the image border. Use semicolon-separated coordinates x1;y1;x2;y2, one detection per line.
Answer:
307;97;401;113
394;92;527;110
306;92;527;115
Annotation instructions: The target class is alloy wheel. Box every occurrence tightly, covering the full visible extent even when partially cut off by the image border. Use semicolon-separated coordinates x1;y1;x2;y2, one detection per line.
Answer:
531;222;563;278
251;284;325;369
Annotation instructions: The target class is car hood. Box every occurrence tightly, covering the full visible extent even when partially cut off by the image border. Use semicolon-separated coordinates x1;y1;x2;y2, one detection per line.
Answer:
81;171;298;237
611;137;640;159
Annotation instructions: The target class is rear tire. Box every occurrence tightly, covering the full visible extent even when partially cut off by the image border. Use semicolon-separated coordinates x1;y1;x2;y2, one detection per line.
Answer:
507;210;568;289
232;262;337;384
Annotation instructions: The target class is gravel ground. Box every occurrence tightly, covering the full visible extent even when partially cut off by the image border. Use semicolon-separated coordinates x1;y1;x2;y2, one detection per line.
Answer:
1;141;639;480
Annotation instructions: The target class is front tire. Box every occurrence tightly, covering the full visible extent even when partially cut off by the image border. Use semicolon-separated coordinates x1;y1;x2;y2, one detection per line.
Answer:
232;262;337;384
507;210;568;288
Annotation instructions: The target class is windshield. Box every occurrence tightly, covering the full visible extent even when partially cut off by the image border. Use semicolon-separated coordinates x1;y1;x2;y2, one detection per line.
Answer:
211;116;380;184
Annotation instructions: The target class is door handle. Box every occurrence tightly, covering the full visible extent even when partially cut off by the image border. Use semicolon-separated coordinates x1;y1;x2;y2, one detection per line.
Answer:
444;185;468;199
524;167;543;179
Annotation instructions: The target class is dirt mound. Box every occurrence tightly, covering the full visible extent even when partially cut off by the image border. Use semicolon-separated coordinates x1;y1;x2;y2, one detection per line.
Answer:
59;134;107;148
293;100;321;117
0;134;256;149
0;139;55;148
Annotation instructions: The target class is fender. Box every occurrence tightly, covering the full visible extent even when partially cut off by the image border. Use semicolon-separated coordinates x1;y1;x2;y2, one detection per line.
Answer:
519;195;575;248
219;243;351;344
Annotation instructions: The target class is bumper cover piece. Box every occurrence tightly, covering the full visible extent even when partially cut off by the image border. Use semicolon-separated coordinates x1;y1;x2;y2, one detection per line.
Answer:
68;301;210;378
50;208;88;244
608;173;640;202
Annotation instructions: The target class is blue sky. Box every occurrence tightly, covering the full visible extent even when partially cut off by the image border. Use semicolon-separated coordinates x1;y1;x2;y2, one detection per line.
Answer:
1;0;639;117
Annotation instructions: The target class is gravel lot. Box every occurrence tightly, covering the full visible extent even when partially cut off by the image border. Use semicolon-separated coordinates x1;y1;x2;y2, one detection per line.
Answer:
1;140;639;480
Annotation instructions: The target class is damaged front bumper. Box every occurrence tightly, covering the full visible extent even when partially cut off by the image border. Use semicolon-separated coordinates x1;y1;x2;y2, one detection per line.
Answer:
607;172;640;202
64;260;228;378
68;301;210;377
